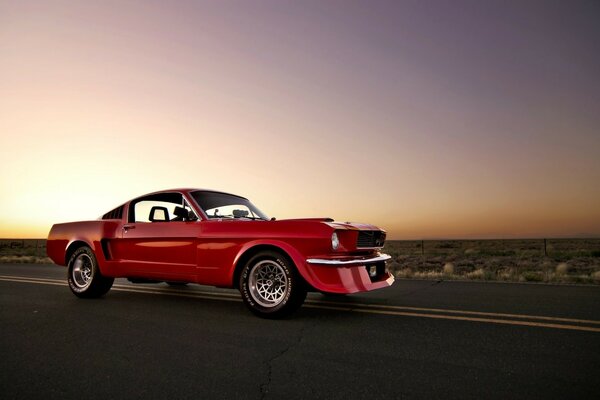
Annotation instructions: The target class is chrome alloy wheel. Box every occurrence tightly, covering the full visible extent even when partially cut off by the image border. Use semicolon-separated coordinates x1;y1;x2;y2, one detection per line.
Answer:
248;260;288;308
72;253;93;289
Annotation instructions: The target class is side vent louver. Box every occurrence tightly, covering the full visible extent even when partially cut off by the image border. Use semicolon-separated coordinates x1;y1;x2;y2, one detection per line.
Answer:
102;205;124;220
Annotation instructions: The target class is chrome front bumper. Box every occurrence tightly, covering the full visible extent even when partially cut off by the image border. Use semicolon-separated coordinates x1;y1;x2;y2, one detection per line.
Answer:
306;253;391;266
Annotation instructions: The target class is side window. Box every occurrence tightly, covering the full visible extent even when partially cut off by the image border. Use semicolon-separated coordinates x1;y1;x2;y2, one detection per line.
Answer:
129;193;184;223
134;200;179;223
128;193;199;223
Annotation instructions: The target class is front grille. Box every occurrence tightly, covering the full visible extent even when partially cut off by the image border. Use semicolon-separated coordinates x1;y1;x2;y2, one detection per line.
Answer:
356;231;386;248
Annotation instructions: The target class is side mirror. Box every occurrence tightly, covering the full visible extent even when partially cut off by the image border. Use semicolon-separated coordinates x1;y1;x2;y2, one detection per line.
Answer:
188;209;198;221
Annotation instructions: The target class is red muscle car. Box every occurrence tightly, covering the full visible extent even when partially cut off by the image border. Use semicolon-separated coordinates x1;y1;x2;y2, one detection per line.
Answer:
47;189;394;318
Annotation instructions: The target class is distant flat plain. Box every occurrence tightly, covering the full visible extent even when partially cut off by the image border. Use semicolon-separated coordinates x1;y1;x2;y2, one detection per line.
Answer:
384;238;600;284
2;238;599;284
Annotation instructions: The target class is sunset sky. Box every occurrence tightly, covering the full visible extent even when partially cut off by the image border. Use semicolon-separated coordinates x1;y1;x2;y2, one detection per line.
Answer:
1;0;599;239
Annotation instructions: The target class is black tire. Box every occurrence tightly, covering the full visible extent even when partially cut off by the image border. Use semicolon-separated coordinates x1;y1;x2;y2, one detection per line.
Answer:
67;246;114;298
239;250;307;319
166;282;188;286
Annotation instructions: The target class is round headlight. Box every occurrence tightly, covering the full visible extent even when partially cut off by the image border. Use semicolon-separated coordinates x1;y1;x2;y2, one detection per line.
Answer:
331;232;340;250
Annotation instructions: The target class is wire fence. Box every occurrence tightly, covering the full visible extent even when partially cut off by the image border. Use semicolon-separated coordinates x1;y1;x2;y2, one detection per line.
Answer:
384;238;600;259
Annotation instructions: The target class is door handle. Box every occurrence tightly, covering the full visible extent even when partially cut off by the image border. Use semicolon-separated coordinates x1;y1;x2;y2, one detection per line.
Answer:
123;224;136;232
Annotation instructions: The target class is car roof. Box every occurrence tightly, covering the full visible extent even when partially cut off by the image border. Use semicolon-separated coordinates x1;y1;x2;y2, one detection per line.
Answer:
136;188;248;200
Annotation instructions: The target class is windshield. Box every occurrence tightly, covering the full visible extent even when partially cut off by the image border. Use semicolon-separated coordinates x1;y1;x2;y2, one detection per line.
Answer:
191;191;269;221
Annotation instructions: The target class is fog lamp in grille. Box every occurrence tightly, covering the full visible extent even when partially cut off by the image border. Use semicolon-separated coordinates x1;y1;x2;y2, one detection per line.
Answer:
368;265;377;277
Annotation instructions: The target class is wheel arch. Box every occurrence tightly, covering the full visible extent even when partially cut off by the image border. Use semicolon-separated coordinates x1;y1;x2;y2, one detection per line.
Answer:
64;239;94;265
231;241;312;289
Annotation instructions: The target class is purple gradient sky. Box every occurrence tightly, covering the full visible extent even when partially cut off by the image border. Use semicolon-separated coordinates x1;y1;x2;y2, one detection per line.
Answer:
1;0;599;238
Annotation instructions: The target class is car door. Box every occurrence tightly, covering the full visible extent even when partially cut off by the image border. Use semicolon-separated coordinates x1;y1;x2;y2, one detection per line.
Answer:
114;192;199;280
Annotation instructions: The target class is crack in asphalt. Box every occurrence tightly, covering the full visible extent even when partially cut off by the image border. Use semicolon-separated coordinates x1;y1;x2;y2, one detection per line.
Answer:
259;320;314;400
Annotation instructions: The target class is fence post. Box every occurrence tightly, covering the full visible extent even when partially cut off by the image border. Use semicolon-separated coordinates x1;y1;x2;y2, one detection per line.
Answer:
421;240;424;256
544;238;547;256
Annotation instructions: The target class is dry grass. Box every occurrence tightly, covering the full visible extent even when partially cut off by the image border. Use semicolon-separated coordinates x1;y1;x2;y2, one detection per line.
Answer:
0;255;53;264
413;270;443;279
466;268;485;279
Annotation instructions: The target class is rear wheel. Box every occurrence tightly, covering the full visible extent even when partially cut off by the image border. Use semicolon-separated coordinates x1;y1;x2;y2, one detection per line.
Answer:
67;246;114;298
239;250;306;319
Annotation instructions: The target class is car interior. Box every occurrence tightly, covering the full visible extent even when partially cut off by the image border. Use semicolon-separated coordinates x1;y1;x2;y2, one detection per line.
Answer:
130;192;198;223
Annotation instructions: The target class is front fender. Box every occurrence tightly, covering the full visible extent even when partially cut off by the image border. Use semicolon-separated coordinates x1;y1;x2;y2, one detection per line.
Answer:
231;240;394;294
230;239;316;288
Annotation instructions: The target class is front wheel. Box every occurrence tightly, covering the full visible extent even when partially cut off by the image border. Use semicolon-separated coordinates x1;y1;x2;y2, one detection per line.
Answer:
67;246;114;298
239;251;307;319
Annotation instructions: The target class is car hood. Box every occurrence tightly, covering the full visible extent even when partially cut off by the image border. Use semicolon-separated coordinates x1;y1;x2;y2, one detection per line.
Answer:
276;218;383;232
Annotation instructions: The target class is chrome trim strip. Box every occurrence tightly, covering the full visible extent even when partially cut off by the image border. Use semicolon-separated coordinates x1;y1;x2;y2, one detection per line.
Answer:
306;254;391;266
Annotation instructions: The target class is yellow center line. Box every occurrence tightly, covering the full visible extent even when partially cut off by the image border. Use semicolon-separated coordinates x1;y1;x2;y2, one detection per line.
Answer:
301;304;600;333
0;276;242;302
1;275;599;333
108;281;600;326
304;299;600;325
0;276;68;287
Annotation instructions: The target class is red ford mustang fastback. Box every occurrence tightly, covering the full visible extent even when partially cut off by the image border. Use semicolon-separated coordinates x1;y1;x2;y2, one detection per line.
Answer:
47;189;394;318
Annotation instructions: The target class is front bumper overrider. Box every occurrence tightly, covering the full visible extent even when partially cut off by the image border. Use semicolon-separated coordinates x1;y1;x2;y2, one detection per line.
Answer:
303;253;394;294
306;253;391;266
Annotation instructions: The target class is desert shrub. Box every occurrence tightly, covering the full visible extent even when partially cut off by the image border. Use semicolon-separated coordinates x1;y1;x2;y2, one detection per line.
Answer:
395;268;413;278
555;263;569;275
467;268;494;280
568;275;593;284
466;269;485;279
443;263;454;275
521;271;543;282
481;250;516;257
497;268;516;281
387;261;401;273
413;270;443;279
438;243;455;249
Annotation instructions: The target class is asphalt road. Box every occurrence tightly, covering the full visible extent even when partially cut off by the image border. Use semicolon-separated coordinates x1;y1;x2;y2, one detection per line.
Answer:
1;264;599;400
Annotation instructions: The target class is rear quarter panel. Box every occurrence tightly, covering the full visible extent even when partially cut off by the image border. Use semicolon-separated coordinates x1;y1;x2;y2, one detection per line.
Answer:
47;220;122;272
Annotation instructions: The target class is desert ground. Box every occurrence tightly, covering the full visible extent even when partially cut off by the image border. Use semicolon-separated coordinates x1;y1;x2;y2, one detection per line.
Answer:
384;238;600;284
